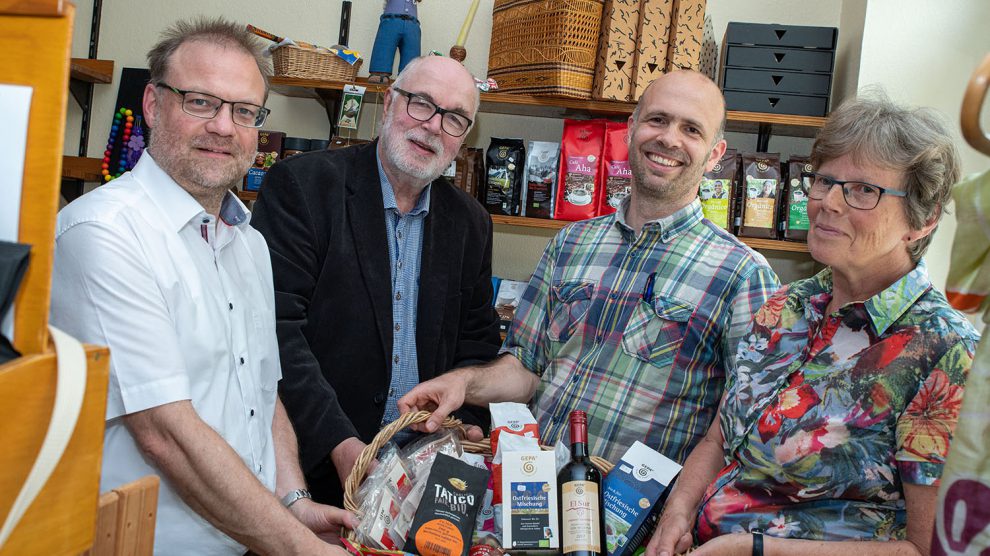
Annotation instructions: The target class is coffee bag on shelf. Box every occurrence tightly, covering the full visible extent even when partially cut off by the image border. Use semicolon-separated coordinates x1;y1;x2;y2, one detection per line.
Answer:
738;152;782;239
522;141;560;219
555;119;606;221
699;148;738;232
484;138;526;216
598;121;631;217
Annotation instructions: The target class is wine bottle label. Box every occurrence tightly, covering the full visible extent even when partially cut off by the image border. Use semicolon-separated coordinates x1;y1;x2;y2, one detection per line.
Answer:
561;480;601;553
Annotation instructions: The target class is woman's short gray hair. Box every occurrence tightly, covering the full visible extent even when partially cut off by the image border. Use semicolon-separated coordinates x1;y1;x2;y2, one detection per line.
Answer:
810;91;960;264
147;16;272;101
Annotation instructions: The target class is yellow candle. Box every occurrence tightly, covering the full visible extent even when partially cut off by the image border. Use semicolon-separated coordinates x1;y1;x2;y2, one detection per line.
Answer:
455;0;481;46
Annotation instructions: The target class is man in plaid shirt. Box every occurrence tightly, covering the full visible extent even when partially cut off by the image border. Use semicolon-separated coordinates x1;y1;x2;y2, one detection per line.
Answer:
400;70;779;463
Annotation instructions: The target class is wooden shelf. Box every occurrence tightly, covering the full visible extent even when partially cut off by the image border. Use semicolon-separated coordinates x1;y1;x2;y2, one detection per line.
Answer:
269;76;827;136
492;214;809;253
237;190;258;202
61;155;103;182
70;58;113;84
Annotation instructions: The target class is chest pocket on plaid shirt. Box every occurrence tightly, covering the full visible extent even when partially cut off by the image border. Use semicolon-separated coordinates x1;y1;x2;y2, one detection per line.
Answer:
547;281;594;344
622;296;694;366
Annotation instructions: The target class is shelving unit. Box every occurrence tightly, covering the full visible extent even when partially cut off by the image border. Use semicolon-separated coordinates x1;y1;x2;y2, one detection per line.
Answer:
270;76;827;140
266;75;821;256
64;58;115;200
490;215;809;253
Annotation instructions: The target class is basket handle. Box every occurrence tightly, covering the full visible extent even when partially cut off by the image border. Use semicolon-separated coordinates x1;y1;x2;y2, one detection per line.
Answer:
342;410;465;515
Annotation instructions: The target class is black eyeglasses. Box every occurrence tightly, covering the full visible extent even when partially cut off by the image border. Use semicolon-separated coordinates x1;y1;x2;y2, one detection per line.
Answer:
805;172;907;210
156;82;270;128
391;87;473;137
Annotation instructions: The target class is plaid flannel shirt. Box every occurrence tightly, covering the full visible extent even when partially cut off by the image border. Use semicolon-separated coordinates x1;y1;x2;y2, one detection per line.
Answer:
503;199;779;463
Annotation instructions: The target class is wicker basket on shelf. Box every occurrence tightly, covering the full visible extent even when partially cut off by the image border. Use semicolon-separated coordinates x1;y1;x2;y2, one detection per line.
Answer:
486;0;605;99
272;44;361;81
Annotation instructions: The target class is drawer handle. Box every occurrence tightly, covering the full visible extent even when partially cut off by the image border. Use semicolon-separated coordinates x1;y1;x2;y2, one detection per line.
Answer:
775;29;787;41
772;75;783;85
768;97;781;108
774;52;786;63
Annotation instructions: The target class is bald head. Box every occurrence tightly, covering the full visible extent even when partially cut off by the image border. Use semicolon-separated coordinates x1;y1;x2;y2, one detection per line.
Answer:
392;55;480;118
632;70;726;142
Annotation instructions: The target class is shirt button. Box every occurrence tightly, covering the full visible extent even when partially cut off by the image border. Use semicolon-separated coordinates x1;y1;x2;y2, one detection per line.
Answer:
398;261;403;270
395;292;402;301
393;355;400;364
571;375;580;383
228;302;234;311
250;408;255;416
239;357;245;365
395;323;401;331
397;231;402;239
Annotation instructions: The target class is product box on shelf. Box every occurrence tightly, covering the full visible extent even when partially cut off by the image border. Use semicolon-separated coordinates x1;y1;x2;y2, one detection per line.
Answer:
666;0;707;72
494;279;528;333
698;15;717;79
603;441;681;556
592;0;642;101
243;130;285;192
633;0;673;100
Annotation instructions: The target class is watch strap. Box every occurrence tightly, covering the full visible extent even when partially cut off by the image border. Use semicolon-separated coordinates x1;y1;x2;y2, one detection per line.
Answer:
280;488;312;508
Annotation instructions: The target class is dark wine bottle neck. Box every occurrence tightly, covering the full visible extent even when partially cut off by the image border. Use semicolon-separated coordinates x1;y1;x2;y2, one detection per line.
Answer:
570;441;589;458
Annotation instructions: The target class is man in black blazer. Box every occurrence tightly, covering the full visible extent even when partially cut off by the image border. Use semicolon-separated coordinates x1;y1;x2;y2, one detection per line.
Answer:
251;56;501;506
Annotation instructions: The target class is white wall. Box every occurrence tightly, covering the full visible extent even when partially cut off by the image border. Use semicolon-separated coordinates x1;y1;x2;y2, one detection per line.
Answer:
65;1;990;286
856;0;990;289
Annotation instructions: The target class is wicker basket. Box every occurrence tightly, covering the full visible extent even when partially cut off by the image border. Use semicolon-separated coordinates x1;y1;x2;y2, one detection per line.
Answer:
342;411;613;545
272;44;362;81
487;0;605;99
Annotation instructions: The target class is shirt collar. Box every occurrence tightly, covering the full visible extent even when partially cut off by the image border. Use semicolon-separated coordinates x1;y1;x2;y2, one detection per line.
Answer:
133;151;251;232
797;260;933;335
614;196;704;243
376;154;431;216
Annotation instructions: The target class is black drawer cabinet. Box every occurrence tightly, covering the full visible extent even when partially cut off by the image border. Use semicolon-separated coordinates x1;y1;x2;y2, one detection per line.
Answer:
720;22;838;118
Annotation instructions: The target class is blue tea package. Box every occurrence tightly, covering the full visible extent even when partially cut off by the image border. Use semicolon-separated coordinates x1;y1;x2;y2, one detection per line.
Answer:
603;441;681;556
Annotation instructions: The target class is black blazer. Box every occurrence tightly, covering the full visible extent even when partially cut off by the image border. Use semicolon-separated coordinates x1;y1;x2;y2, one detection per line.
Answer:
251;141;501;497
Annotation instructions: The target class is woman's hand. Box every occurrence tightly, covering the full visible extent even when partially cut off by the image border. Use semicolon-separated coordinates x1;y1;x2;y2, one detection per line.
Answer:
645;509;696;556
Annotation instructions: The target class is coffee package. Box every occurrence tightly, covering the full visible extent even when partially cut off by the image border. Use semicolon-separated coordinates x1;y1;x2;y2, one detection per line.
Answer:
555;119;607;221
783;156;814;241
598;121;631;217
405;453;490;556
603;441;682;556
522;141;560;218
738;153;782;239
494;279;527;333
699;148;738;232
244;130;285;192
501;450;559;550
484;138;526;216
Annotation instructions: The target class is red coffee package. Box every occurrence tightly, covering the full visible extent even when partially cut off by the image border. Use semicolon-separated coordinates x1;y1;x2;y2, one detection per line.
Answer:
597;120;631;216
554;119;607;221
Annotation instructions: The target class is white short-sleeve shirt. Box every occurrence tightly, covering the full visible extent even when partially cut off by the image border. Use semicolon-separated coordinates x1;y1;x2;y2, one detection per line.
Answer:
50;152;280;555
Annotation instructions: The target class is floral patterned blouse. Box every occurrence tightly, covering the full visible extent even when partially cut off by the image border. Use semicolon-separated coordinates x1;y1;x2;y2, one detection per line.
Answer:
696;263;979;542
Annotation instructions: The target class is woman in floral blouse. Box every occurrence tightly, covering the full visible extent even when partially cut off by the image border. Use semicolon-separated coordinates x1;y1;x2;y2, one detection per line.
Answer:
646;94;979;556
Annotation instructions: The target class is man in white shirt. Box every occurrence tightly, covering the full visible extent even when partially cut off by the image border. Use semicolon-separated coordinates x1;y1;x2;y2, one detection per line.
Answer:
50;17;356;556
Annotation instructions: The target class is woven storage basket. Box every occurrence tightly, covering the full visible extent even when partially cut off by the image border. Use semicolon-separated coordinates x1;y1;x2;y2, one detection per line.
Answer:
273;44;362;81
487;0;605;99
341;410;613;548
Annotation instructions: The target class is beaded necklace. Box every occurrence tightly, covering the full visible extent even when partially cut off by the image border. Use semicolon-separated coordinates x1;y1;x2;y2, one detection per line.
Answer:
101;107;145;182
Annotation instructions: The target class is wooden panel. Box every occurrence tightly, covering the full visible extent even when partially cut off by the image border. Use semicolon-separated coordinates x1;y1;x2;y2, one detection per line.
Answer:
2;3;74;354
70;58;114;84
0;0;62;16
63;155;104;182
112;476;159;556
82;491;121;556
0;344;110;555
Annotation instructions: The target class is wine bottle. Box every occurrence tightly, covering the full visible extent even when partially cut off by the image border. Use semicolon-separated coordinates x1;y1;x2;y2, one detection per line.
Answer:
557;410;606;556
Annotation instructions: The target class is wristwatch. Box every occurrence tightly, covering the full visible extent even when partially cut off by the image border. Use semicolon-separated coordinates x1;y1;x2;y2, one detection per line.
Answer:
280;488;312;508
